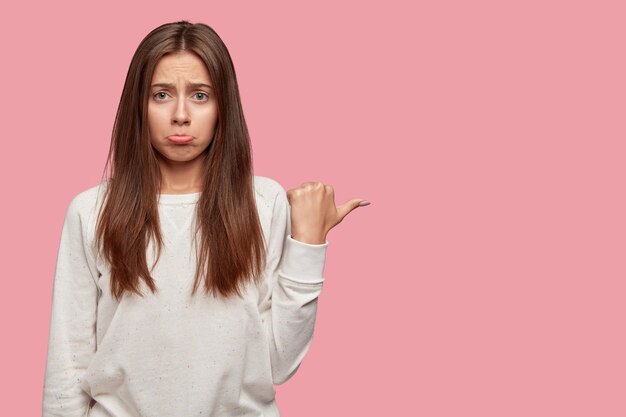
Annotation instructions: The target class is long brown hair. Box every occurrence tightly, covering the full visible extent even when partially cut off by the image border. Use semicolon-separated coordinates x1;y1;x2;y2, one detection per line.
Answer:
95;20;266;302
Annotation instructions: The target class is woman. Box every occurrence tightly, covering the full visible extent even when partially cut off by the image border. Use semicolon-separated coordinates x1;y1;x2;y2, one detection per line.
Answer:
42;20;369;416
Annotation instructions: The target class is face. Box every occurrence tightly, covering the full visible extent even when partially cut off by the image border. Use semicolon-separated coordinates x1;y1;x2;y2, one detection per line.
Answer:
147;51;218;166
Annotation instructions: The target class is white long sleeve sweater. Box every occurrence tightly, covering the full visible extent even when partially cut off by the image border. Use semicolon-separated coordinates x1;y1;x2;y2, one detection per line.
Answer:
42;175;328;417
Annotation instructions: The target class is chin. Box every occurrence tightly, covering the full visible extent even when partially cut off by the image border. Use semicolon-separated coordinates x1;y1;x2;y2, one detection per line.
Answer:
153;147;192;161
168;153;200;161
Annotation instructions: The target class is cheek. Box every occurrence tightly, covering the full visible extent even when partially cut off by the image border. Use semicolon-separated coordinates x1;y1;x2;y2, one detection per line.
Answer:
202;109;219;128
147;106;168;132
147;107;156;127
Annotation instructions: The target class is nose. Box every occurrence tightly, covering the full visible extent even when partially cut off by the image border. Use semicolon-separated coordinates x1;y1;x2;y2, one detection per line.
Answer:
172;97;191;125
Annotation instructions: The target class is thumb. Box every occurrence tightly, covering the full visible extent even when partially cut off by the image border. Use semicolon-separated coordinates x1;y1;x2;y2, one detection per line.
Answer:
336;198;370;222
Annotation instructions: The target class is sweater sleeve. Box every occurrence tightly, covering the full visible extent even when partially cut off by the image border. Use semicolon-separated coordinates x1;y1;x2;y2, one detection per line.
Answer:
259;185;329;385
42;195;99;417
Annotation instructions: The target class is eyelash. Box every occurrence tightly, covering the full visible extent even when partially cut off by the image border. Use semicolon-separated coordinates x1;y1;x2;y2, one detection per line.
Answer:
153;92;210;101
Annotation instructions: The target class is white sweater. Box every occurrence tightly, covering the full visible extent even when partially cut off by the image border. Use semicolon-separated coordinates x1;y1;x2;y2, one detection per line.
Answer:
42;176;328;417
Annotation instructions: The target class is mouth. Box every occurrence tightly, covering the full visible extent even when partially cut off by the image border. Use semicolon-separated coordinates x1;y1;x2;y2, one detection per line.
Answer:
167;135;193;144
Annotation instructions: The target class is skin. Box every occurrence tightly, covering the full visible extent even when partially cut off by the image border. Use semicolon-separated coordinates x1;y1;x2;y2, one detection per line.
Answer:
147;51;369;245
148;51;217;194
287;182;369;244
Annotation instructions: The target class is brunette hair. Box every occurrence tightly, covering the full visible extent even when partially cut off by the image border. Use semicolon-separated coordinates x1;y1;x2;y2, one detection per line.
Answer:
94;20;266;302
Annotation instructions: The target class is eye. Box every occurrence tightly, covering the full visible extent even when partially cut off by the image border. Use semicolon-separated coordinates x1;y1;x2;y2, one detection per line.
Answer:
195;92;209;100
153;92;168;100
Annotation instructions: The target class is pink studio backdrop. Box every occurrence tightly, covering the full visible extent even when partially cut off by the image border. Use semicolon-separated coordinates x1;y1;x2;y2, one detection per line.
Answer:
0;0;624;416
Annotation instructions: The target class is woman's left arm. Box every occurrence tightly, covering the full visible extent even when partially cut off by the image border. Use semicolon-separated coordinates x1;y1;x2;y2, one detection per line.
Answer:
258;181;368;385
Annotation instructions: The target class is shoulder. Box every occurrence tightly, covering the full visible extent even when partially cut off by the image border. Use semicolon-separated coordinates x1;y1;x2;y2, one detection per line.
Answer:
253;175;287;202
66;178;110;220
253;175;289;221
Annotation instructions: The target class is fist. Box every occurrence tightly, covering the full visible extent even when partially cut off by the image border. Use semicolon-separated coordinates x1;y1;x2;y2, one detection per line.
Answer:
286;181;369;244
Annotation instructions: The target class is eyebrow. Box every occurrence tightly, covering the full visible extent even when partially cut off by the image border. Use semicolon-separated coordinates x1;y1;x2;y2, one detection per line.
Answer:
151;82;213;90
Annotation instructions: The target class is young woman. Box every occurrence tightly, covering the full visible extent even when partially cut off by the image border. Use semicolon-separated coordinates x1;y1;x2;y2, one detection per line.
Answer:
42;20;369;417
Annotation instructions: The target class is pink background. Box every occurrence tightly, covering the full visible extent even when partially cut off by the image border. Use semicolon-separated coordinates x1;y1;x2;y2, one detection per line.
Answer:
0;0;624;415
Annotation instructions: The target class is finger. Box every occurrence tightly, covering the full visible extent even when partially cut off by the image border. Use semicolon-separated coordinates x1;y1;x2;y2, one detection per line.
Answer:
336;198;369;221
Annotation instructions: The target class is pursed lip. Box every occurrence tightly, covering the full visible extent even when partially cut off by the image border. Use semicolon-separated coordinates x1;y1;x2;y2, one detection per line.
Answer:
167;135;193;144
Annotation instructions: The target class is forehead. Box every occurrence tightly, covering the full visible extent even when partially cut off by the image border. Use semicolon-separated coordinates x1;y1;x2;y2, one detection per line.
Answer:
151;51;211;83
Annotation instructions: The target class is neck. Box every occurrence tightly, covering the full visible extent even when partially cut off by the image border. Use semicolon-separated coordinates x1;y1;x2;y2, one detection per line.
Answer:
156;153;205;194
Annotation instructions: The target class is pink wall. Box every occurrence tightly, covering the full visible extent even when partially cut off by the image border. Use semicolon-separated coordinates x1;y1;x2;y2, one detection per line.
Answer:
1;0;624;415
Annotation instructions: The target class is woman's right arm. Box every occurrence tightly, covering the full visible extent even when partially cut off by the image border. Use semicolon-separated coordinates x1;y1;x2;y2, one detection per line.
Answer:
42;194;99;417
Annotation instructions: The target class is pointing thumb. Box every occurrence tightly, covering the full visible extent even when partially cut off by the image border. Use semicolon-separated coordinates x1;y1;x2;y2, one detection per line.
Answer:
336;199;371;222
